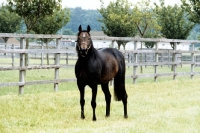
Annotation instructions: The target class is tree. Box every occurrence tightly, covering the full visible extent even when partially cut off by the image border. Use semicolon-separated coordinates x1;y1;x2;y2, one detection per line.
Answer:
154;0;194;71
32;8;70;64
132;0;161;39
7;0;62;66
98;0;137;49
154;0;194;49
181;0;200;42
0;4;21;43
32;7;70;38
131;0;161;73
181;0;200;24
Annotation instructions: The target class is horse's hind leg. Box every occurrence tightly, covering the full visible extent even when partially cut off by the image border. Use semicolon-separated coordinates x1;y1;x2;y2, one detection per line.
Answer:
122;92;128;118
114;73;128;118
101;83;111;117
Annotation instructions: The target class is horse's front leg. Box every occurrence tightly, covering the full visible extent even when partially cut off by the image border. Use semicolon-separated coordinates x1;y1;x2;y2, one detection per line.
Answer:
77;80;86;119
90;84;98;121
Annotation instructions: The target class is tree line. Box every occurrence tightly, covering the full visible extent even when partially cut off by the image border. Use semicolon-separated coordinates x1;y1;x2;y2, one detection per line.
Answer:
1;0;200;49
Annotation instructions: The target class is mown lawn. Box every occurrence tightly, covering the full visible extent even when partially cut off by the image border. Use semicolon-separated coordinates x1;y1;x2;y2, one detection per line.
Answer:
0;77;200;133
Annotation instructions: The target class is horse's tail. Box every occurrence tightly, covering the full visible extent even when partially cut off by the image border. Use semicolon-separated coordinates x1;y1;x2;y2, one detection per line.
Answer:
113;56;127;101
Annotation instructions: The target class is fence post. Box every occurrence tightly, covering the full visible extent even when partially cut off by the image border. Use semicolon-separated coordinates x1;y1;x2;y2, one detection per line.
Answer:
133;41;138;84
168;50;170;67
12;44;15;67
66;53;68;65
173;43;177;80
54;38;61;92
161;52;163;67
110;40;114;48
191;43;194;79
154;42;159;82
145;53;147;68
19;38;25;95
41;43;43;65
4;43;6;56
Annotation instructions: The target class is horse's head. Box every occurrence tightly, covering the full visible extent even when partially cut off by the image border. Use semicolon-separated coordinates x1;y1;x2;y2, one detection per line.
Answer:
76;25;92;57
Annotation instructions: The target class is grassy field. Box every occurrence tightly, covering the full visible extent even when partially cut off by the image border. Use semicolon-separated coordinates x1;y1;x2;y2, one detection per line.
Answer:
0;56;200;132
0;77;200;133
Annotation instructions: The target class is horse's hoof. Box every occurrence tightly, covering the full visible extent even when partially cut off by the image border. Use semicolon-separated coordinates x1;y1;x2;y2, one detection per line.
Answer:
105;114;110;118
124;115;128;119
92;117;97;121
81;115;85;119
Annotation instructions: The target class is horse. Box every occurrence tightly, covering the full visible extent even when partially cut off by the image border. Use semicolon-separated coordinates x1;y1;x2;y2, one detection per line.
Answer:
75;25;128;121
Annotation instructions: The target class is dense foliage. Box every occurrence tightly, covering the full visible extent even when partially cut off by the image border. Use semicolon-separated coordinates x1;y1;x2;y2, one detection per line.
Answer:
98;0;138;49
131;0;161;48
7;0;62;66
0;5;21;42
32;8;70;43
154;0;195;49
0;0;199;43
181;0;200;24
7;0;62;34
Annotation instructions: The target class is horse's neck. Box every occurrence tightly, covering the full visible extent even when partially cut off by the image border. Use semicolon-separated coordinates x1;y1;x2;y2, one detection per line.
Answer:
88;46;98;58
78;47;97;61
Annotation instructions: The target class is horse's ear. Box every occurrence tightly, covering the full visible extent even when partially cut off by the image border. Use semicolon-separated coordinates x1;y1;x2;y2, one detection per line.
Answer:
78;25;82;32
87;25;91;32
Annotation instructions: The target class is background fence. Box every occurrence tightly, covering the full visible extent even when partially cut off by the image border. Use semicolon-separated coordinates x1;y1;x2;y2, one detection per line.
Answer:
1;33;200;94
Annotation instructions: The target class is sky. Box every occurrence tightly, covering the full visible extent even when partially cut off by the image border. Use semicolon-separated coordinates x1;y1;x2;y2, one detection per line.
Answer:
0;0;181;9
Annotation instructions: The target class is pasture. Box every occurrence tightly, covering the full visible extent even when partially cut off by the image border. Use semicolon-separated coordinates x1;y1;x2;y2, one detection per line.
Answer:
0;69;200;132
0;34;200;132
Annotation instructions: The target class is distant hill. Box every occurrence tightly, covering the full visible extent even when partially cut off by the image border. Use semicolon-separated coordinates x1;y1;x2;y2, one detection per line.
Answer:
63;7;103;33
90;31;106;36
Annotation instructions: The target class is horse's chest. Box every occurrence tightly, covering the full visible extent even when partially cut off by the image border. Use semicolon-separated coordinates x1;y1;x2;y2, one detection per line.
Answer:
79;70;88;79
78;67;100;81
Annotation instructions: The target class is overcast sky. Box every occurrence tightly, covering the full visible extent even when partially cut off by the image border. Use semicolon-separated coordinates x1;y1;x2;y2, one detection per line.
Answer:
0;0;181;9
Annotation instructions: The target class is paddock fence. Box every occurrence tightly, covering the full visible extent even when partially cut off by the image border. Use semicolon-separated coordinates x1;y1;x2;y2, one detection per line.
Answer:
1;33;200;94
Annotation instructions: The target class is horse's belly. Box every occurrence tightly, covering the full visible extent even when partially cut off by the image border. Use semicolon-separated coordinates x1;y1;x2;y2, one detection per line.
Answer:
99;78;113;83
100;61;118;83
99;69;117;83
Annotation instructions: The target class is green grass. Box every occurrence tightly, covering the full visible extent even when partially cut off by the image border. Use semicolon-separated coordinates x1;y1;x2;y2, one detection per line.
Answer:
0;78;200;132
0;57;200;132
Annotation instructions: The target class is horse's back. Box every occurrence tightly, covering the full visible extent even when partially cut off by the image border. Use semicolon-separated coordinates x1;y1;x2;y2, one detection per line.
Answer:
98;48;123;58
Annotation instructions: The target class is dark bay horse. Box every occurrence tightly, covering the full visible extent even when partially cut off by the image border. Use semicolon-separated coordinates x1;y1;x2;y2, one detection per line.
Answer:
75;25;128;121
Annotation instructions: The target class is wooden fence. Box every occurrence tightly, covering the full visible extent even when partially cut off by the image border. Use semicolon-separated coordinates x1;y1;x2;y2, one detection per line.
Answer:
1;33;200;94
